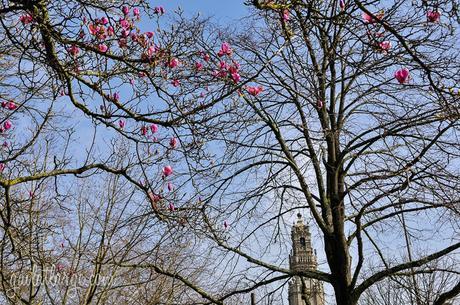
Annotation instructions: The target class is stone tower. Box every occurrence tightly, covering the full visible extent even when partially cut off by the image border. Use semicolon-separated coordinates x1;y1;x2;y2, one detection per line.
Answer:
288;214;325;305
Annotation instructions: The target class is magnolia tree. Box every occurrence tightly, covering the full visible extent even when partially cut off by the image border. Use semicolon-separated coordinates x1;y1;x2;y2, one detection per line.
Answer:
1;0;460;304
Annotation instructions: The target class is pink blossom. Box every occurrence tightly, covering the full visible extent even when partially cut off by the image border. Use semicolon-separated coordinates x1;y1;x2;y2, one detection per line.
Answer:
247;86;263;96
148;192;161;204
100;17;109;25
88;23;98;35
122;6;130;15
362;11;384;24
119;19;130;29
140;125;148;136
203;53;210;62
169;137;178;148
195;62;203;71
133;8;140;17
112;92;120;101
168;202;175;211
167;182;173;192
171;79;180;87
3;120;12;130
154;6;165;15
98;44;108;53
19;14;33;25
6;101;17;110
118;38;128;48
147;45;157;57
231;72;241;83
150;124;158;133
282;9;290;21
146;31;154;39
219;61;228;70
162;165;173;177
317;100;324;109
427;11;441;23
218;42;233;57
379;41;392;53
121;29;130;38
107;26;114;36
339;0;346;11
394;68;410;84
67;45;80;57
1;101;6;108
168;58;180;68
118;120;125;129
0;163;5;173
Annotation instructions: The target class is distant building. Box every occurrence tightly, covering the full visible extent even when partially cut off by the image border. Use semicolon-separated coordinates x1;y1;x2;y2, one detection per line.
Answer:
288;214;325;305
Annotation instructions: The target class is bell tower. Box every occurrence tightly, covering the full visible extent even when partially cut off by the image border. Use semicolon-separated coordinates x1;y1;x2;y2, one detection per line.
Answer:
288;213;325;305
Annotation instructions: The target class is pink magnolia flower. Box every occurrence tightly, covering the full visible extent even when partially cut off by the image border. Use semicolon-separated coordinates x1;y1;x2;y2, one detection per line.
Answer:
119;19;130;29
168;58;180;68
247;86;263;96
98;44;108;53
162;165;173;177
154;6;165;15
19;14;33;25
167;182;174;192
339;0;346;11
219;61;228;70
231;72;241;83
122;6;130;15
67;45;80;57
427;10;441;23
218;42;233;57
118;120;125;129
171;79;180;87
168;202;175;211
150;124;158;133
0;163;5;173
3;120;12;130
379;41;392;53
362;11;384;24
107;26;114;36
118;38;128;48
5;101;17;110
169;137;178;148
317;100;324;109
56;263;65;272
100;17;109;25
149;192;161;203
147;45;157;57
195;62;203;71
121;29;130;38
133;8;140;17
112;92;120;102
394;68;410;84
282;9;290;21
145;31;154;39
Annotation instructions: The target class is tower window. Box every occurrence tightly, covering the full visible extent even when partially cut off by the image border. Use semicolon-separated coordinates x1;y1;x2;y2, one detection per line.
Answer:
300;237;306;248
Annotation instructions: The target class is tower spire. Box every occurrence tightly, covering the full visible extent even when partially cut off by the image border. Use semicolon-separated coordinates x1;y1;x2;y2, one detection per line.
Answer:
288;213;325;305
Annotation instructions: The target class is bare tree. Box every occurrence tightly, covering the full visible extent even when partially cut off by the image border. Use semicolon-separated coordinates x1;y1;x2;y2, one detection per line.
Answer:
1;0;460;304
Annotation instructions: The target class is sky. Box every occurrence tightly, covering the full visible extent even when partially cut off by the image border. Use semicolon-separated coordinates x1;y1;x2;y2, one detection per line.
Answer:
162;0;248;21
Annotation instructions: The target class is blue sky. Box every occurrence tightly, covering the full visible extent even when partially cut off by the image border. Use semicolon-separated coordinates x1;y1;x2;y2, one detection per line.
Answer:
162;0;248;21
